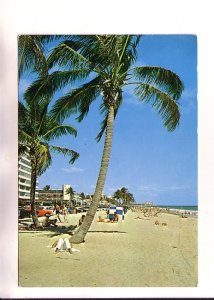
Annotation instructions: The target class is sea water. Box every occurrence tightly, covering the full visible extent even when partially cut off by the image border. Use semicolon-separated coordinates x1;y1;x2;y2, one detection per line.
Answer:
158;205;198;211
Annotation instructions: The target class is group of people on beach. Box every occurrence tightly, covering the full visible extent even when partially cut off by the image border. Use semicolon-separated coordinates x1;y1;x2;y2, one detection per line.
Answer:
41;204;69;228
131;206;161;217
54;204;69;223
97;212;119;223
51;208;85;254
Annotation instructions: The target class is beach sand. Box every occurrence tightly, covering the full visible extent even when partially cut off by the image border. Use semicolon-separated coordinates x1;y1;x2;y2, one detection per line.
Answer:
18;210;197;287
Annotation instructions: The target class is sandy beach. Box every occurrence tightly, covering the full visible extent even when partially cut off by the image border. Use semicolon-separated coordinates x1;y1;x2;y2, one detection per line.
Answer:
18;210;197;287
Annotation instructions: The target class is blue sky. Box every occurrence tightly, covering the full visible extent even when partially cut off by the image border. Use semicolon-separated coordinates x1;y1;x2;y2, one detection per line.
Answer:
19;35;197;205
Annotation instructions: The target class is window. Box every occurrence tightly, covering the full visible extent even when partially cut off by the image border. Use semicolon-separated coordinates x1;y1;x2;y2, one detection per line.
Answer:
18;171;31;179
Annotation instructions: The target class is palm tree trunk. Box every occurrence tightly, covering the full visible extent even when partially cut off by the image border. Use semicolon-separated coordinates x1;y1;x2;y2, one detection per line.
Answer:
70;106;115;243
30;156;41;228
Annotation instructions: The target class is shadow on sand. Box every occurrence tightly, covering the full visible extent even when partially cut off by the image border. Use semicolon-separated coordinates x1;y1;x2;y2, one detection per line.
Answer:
88;230;127;234
19;223;78;238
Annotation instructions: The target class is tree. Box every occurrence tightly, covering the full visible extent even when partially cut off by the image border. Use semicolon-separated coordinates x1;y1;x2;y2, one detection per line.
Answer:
113;187;135;206
18;35;62;79
18;96;79;227
26;35;184;241
80;192;85;200
66;186;76;206
43;185;51;191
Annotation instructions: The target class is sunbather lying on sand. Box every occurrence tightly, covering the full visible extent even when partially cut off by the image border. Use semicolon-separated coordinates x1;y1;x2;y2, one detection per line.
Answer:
97;212;119;223
97;216;111;222
52;237;80;254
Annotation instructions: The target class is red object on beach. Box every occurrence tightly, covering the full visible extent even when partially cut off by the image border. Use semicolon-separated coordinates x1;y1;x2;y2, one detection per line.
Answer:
36;206;53;217
23;205;53;217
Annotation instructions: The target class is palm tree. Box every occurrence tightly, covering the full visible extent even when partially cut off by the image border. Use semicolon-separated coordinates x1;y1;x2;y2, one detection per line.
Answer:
43;185;51;191
18;35;63;79
66;186;75;207
26;35;184;241
113;189;123;205
19;96;79;227
113;187;134;206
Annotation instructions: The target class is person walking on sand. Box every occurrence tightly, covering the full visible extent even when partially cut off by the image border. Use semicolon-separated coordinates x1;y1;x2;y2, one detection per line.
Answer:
62;204;68;223
54;204;62;223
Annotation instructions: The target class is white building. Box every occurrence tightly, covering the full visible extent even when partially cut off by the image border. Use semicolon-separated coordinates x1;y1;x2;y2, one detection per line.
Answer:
37;184;73;205
62;184;71;201
18;155;38;203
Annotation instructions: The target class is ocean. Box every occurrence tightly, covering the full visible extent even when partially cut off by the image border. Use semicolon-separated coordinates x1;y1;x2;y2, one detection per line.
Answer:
157;205;198;212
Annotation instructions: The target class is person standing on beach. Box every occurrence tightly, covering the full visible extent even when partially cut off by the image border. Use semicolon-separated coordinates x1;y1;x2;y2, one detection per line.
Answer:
54;204;62;223
62;205;68;223
79;214;85;226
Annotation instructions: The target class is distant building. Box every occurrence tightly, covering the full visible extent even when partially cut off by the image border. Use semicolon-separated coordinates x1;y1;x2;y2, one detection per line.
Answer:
36;184;71;205
143;201;153;207
18;154;38;203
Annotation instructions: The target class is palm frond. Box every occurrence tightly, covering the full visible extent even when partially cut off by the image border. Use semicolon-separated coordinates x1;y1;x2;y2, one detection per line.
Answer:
24;69;91;103
135;83;180;131
18;101;31;128
76;35;118;69
18;129;33;144
36;143;52;176
48;40;91;70
18;35;48;78
133;66;184;100
51;76;101;123
18;144;29;158
50;145;79;164
42;124;77;141
112;35;141;71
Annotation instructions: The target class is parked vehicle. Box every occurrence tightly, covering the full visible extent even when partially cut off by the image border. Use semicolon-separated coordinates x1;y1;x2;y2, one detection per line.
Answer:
43;206;54;214
19;205;53;219
36;206;53;217
67;207;73;214
19;207;32;219
83;207;89;212
75;207;89;213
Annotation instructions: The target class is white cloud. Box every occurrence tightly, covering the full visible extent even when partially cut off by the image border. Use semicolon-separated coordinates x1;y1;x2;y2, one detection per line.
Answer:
138;184;190;194
61;166;84;173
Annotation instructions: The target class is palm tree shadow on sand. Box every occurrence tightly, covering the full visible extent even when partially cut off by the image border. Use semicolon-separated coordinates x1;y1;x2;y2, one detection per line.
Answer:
47;228;127;238
88;230;127;234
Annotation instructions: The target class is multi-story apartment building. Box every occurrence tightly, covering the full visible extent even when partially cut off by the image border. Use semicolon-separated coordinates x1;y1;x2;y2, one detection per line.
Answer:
18;155;38;203
36;184;72;205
